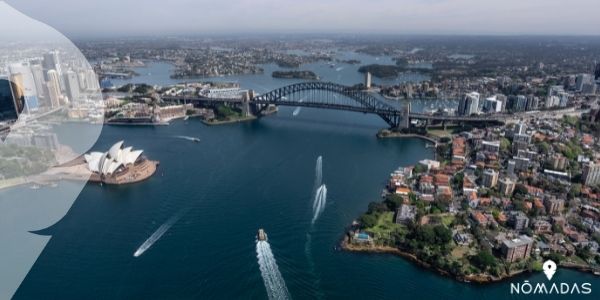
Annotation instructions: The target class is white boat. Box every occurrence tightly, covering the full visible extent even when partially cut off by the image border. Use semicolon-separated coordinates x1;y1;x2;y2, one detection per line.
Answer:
257;228;268;241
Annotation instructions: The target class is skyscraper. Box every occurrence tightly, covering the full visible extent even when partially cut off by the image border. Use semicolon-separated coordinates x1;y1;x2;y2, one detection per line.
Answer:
0;76;23;122
64;70;80;102
595;63;600;81
458;92;479;116
46;70;62;107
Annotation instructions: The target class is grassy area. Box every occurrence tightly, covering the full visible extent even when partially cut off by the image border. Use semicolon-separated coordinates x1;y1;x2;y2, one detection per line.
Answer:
563;255;588;265
427;129;453;139
441;214;455;227
364;211;406;241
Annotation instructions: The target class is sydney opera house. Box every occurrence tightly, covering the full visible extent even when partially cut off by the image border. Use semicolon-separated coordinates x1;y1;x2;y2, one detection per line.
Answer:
83;141;158;184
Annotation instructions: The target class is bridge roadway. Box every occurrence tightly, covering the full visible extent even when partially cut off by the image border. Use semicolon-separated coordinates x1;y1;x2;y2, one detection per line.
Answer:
160;82;597;127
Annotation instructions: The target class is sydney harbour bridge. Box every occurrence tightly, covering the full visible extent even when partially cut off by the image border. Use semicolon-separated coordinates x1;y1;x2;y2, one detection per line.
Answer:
161;81;505;129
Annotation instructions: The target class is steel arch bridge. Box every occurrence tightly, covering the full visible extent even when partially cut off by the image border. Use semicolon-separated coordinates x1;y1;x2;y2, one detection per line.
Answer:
251;81;406;128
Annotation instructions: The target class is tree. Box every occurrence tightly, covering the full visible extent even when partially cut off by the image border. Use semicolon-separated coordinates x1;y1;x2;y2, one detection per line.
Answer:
471;250;497;272
568;184;582;199
359;213;378;229
384;194;404;211
433;225;452;244
500;137;511;153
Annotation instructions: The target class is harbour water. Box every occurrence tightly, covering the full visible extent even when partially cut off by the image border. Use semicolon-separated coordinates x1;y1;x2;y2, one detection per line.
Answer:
13;54;600;299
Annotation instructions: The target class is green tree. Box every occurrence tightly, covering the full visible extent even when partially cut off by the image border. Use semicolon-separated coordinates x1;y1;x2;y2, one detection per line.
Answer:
470;250;497;272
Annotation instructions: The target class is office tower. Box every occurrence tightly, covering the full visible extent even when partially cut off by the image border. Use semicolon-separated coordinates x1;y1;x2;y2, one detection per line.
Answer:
515;95;527;112
46;70;62;107
526;95;539;110
558;91;569;107
595;63;600;81
43;51;61;75
0;76;21;122
458;92;479;116
30;64;47;104
575;74;593;91
64;70;80;102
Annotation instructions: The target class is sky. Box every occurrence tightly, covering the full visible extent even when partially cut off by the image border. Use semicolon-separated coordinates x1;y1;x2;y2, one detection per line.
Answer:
4;0;600;37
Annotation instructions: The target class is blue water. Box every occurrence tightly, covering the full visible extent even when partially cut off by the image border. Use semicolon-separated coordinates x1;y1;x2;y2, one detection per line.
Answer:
11;53;599;299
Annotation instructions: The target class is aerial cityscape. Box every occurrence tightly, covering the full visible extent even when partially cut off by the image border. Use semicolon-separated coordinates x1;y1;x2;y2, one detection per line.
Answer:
1;0;600;299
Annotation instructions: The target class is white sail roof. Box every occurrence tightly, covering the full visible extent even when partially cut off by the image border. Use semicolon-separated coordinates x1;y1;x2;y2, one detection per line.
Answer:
83;141;144;176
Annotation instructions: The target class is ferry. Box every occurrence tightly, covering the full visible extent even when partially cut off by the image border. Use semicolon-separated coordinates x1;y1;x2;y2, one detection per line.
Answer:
257;228;268;241
191;137;200;143
183;116;189;121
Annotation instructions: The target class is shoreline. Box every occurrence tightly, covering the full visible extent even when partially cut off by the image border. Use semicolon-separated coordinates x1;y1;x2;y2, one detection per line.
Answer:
376;130;439;146
340;236;529;284
340;236;600;284
201;116;257;125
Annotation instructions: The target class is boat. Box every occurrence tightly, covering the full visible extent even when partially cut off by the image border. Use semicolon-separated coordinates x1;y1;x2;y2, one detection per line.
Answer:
257;228;267;241
191;138;200;143
183;116;189;121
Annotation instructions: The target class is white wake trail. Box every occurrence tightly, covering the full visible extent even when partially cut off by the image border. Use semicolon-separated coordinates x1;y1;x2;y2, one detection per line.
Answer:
133;211;185;257
311;184;327;224
256;240;291;300
174;135;200;142
292;107;301;116
314;156;322;190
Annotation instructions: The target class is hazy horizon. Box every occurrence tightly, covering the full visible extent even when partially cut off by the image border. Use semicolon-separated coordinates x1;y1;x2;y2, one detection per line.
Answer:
3;0;600;38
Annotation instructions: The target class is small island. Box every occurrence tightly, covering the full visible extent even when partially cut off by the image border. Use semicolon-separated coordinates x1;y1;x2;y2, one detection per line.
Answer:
272;70;318;80
358;64;402;78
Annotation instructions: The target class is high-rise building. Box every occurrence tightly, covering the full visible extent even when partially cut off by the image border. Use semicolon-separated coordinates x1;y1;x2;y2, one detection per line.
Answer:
0;76;21;122
483;95;503;113
595;63;600;81
64;70;80;102
509;211;529;231
544;196;564;215
558;91;569;107
481;169;499;188
30;64;47;103
42;51;61;75
46;70;62;108
526;95;539;110
575;74;593;91
502;235;533;262
582;162;600;186
514;95;528;112
498;177;516;196
548;154;568;171
458;92;479;116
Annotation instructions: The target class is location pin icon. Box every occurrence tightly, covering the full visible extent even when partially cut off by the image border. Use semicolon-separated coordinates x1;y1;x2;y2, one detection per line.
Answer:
543;260;557;280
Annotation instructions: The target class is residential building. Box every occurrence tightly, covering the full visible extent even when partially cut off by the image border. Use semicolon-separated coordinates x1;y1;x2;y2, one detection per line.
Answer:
482;169;499;188
498;177;516;196
395;204;416;225
582;162;600;186
502;235;534;262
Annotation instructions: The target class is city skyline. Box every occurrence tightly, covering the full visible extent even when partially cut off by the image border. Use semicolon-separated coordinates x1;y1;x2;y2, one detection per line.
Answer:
4;0;600;38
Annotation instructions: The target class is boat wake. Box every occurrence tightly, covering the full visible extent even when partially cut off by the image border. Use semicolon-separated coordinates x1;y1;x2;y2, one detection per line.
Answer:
335;66;344;72
292;99;304;117
292;107;301;116
133;211;185;257
314;156;322;191
174;135;200;142
256;240;290;300
311;184;327;224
